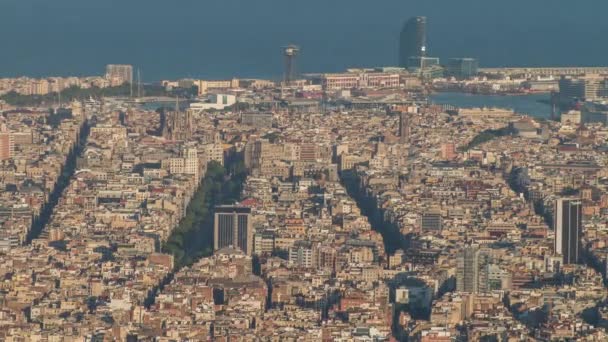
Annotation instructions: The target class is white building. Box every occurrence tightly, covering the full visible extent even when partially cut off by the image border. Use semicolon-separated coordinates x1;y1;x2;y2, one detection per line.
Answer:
190;94;237;111
164;147;199;181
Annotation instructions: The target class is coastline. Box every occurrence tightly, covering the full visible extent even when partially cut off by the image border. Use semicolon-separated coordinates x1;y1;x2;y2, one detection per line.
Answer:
430;88;551;97
429;91;552;118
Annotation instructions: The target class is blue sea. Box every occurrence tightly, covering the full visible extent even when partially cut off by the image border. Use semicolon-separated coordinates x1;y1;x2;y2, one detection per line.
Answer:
430;92;552;119
1;0;607;81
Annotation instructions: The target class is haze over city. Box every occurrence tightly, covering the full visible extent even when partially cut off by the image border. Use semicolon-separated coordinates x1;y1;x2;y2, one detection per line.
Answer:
2;0;608;79
2;1;608;341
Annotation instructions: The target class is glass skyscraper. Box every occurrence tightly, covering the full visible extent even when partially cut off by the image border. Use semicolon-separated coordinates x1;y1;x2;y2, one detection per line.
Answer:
213;205;253;255
554;198;582;264
399;16;427;68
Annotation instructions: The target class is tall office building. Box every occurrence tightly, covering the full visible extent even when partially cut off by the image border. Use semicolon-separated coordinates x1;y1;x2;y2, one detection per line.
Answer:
399;16;427;68
456;245;480;293
283;45;300;85
554;198;583;264
214;206;253;255
399;112;410;144
0;124;14;161
105;64;133;86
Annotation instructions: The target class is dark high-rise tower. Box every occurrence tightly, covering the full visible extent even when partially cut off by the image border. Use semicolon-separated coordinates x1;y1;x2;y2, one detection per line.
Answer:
554;198;582;264
399;112;410;144
214;205;253;255
399;16;427;68
283;45;300;85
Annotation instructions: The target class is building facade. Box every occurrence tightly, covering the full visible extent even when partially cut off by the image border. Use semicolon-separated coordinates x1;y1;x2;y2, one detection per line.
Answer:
420;212;442;231
163;109;193;141
399;16;427;68
0;124;14;161
554;198;583;264
316;72;401;91
456;246;480;293
105;64;133;86
399;112;410;144
214;206;253;255
241;112;273;128
446;58;479;79
559;75;608;103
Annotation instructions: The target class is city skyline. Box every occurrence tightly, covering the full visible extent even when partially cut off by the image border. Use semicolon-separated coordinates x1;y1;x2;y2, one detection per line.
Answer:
2;0;608;80
2;1;608;340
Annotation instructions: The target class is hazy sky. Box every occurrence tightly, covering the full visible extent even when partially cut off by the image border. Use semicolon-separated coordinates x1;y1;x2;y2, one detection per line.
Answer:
1;0;607;80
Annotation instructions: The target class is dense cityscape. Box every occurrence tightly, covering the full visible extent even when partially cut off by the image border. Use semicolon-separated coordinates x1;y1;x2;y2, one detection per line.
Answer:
2;15;608;342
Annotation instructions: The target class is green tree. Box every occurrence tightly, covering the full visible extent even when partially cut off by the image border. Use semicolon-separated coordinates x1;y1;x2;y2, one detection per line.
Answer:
162;159;248;269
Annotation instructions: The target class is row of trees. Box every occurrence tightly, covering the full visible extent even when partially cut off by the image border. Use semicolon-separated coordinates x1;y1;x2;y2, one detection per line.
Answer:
340;170;408;254
0;83;172;107
162;160;248;269
463;126;515;151
28;120;90;243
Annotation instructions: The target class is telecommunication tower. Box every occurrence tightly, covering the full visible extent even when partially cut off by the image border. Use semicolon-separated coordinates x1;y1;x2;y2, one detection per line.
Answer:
283;45;300;85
